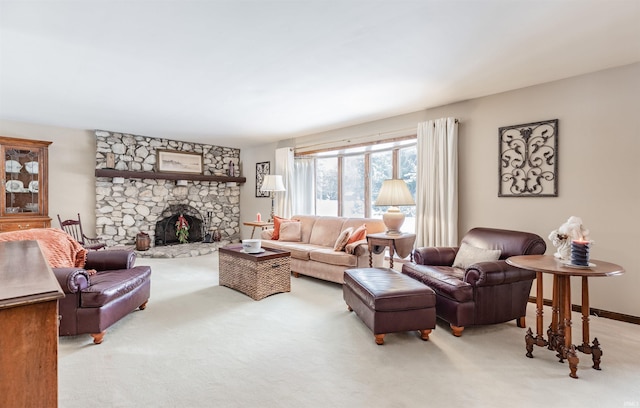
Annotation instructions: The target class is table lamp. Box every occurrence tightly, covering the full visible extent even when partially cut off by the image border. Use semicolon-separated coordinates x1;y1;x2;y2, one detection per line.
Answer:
374;179;415;235
260;174;286;221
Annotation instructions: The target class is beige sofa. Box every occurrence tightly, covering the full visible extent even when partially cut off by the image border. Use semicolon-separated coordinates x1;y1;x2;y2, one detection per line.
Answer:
260;215;387;284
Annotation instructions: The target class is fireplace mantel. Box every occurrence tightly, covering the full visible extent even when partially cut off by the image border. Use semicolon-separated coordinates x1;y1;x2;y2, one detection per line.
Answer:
95;169;246;184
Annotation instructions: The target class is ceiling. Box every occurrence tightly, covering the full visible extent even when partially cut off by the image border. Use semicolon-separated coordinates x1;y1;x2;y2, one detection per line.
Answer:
1;1;639;148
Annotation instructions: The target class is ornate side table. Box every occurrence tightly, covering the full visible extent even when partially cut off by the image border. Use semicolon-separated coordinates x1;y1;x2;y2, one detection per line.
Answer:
506;255;624;379
366;232;416;269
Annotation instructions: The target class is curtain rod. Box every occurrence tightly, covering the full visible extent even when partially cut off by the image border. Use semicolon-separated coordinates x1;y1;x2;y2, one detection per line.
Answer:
295;126;418;151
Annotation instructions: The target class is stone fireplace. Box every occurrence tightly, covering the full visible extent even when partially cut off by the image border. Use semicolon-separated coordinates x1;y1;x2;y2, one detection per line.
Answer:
154;204;203;246
94;131;242;248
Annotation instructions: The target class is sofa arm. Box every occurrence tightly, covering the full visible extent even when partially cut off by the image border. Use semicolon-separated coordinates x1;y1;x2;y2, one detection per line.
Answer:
86;250;136;271
52;267;90;294
260;229;274;240
464;260;536;287
345;239;368;256
413;247;458;266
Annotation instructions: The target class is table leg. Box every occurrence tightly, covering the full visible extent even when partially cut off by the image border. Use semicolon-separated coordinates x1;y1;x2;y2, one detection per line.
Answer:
548;275;560;351
368;241;373;267
561;276;579;379
536;271;544;341
388;243;395;270
576;277;603;370
581;276;590;349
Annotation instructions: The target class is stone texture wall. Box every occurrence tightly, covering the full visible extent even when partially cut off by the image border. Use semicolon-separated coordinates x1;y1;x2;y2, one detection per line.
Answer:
95;130;241;247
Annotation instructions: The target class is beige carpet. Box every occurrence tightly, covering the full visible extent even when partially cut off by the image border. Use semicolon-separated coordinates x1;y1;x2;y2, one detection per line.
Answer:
59;253;640;408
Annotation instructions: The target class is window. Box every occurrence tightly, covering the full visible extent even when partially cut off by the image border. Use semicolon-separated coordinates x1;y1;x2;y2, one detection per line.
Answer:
302;138;417;222
316;157;338;216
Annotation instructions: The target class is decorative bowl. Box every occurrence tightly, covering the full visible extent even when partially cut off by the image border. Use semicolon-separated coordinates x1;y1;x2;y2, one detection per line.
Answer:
241;239;262;253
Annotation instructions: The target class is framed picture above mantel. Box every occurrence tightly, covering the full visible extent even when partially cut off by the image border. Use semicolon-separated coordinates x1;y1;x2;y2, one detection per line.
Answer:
156;150;203;174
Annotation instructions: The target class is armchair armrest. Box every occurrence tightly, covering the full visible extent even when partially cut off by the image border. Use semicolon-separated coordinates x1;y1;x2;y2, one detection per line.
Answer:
86;250;136;271
464;260;536;287
52;267;90;294
413;247;458;266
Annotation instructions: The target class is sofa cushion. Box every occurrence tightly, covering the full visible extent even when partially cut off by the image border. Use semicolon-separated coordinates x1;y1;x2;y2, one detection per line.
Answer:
310;248;358;267
80;266;152;307
452;242;501;269
272;216;292;240
279;221;302;242
333;227;353;251
308;217;347;247
347;224;367;245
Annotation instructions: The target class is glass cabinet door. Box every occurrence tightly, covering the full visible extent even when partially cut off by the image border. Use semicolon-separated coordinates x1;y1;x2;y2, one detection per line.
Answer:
3;146;41;216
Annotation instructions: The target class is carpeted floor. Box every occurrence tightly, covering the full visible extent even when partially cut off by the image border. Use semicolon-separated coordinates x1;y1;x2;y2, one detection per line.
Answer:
59;252;640;408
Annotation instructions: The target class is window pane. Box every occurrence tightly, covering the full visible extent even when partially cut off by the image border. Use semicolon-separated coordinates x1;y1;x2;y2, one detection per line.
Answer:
316;157;338;216
342;155;365;217
399;146;417;233
370;150;393;219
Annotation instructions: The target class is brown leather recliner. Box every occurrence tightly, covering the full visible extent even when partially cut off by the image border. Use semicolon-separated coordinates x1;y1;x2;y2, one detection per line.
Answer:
53;250;151;344
402;227;546;337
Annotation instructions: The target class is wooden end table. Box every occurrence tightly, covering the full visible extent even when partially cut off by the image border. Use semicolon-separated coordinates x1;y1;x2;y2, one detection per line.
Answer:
219;244;291;300
366;232;416;269
243;221;274;239
506;254;624;379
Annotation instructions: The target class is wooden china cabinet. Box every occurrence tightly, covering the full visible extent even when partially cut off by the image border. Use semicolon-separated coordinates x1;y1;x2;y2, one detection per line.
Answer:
0;136;52;232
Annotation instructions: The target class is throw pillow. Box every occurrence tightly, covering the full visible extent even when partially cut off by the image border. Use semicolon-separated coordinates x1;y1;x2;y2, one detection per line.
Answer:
346;224;367;245
452;242;501;269
272;215;292;240
333;227;353;251
279;221;302;242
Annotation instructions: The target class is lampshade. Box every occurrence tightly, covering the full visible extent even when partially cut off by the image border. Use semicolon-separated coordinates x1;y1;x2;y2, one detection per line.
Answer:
374;179;415;206
260;175;286;192
374;179;415;235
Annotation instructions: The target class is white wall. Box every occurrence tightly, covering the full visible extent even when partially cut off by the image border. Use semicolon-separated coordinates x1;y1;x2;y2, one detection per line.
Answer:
2;63;637;316
241;63;639;317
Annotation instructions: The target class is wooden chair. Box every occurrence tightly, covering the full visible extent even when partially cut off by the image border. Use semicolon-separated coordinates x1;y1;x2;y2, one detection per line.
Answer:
57;213;106;251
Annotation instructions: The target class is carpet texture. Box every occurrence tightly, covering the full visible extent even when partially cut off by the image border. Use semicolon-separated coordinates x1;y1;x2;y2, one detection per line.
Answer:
59;253;640;407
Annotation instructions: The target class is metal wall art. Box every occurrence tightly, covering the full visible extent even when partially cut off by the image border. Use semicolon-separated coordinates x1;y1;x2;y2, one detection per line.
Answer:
499;119;558;197
255;161;270;197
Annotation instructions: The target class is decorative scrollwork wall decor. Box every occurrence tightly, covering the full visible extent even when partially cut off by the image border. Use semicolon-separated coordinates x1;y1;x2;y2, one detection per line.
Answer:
499;119;558;197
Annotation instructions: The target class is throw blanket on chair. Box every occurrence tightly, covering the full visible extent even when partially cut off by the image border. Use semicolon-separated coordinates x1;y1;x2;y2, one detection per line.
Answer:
0;228;87;268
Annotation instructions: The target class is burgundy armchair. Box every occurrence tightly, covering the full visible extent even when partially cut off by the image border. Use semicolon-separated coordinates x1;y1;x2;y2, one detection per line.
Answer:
53;249;151;344
402;227;546;337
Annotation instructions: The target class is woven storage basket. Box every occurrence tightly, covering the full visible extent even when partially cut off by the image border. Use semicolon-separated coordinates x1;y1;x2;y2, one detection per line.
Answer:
219;249;291;300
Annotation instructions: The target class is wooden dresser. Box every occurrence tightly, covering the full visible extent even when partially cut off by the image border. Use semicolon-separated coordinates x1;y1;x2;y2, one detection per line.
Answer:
0;240;64;407
0;136;52;232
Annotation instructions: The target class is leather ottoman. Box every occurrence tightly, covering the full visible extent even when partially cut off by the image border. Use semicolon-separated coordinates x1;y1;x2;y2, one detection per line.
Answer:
343;267;436;345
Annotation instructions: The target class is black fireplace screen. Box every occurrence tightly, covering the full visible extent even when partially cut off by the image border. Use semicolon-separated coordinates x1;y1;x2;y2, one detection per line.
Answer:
154;204;203;246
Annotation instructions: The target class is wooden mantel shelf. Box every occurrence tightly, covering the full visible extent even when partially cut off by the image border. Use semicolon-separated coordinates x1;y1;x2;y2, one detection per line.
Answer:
95;169;247;184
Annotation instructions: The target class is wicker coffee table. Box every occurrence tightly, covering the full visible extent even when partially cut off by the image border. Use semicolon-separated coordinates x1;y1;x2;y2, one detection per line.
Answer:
219;244;291;300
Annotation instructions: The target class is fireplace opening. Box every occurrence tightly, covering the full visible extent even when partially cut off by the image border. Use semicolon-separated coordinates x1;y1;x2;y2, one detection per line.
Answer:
154;204;203;246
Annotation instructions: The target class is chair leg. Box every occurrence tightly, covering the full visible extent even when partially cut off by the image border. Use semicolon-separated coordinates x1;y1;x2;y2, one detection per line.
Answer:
418;329;432;341
91;331;106;344
139;300;148;310
375;334;385;345
450;324;464;337
516;316;526;328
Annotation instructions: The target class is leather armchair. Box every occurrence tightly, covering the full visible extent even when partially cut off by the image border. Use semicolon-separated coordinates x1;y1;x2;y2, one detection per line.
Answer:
53;249;151;344
402;227;546;337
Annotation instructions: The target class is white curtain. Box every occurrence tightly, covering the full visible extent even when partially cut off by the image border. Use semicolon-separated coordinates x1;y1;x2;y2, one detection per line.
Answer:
275;147;294;219
292;157;315;216
415;118;458;247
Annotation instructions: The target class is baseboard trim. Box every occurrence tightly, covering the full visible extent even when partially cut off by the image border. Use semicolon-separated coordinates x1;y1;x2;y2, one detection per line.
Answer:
527;297;640;325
